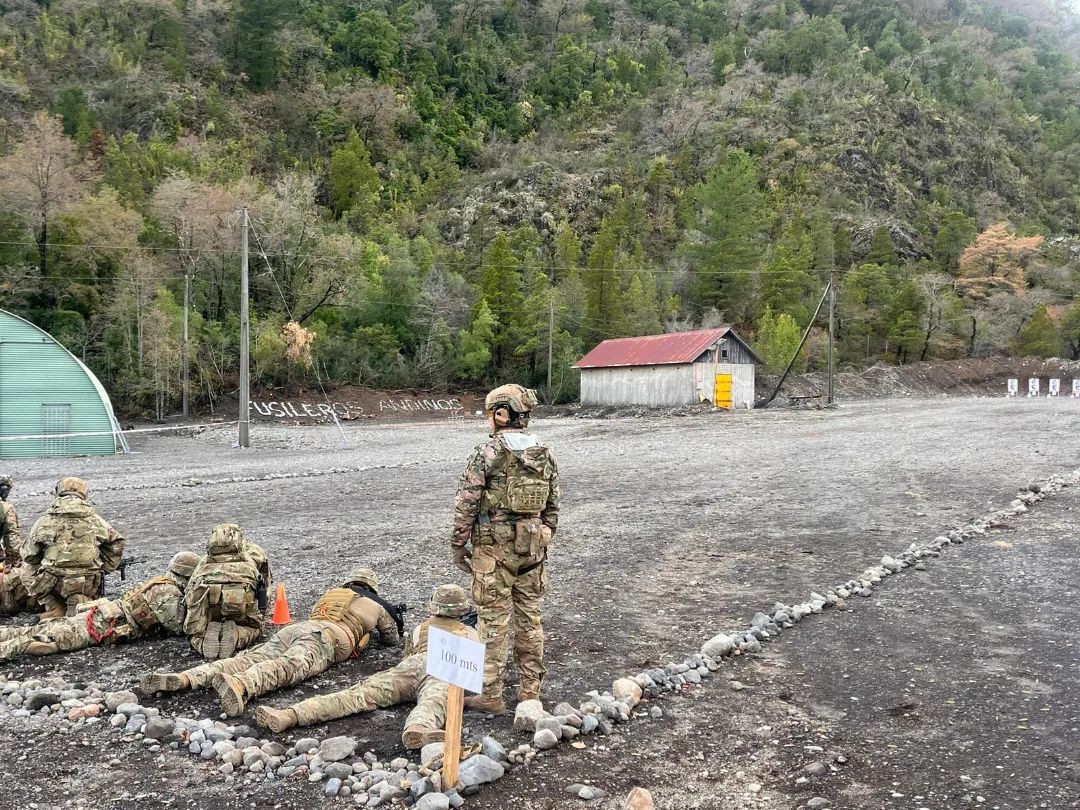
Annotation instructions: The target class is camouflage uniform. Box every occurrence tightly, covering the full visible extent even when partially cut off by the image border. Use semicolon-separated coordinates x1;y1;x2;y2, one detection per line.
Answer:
0;477;36;615
21;478;125;618
184;524;271;660
0;551;198;662
452;386;560;706
255;584;477;750
142;567;402;717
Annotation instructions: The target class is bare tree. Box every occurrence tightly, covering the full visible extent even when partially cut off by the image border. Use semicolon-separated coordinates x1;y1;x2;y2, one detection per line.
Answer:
0;112;90;276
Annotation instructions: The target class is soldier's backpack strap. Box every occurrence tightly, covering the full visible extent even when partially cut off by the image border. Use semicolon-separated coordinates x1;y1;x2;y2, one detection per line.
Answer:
347;584;405;636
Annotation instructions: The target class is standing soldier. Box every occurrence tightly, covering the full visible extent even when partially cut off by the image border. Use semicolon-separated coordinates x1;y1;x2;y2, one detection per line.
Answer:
254;584;476;750
184;523;271;660
0;475;36;615
451;384;560;714
141;566;403;717
0;551;199;661
21;477;125;620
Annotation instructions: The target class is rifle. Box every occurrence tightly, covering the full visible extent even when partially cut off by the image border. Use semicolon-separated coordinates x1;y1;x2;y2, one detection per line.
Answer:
100;556;141;595
462;608;478;628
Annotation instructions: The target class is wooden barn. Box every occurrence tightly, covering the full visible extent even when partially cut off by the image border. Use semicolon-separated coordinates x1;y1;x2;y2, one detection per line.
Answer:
576;327;763;409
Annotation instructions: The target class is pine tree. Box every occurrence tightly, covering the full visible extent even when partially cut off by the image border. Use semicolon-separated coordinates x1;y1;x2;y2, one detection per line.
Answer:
685;149;764;318
482;233;525;369
865;226;897;267
460;298;497;379
583;218;624;344
934;211;978;274
1015;306;1059;358
760;219;814;326
234;0;288;90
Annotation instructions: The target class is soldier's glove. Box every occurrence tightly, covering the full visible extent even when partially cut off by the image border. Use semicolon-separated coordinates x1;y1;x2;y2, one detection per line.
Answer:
451;545;472;575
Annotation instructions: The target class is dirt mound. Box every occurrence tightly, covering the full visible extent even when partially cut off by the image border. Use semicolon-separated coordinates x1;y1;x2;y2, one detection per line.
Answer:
763;357;1080;401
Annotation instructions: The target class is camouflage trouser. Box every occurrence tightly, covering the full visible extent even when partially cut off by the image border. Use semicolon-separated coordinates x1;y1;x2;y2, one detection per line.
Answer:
23;567;102;613
471;545;546;700
0;602;136;661
0;564;36;615
289;653;447;732
189;621;263;658
182;621;336;698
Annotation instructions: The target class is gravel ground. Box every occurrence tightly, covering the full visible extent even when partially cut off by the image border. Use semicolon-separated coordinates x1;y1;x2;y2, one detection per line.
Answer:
0;397;1077;808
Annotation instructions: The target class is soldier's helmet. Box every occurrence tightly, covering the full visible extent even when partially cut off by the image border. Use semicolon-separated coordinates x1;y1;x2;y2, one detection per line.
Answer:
343;566;379;592
0;476;13;498
484;384;539;415
55;477;88;499
207;523;245;556
428;583;470;618
168;551;202;583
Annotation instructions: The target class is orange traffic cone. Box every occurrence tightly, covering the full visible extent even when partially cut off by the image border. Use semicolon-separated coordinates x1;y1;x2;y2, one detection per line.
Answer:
271;583;292;625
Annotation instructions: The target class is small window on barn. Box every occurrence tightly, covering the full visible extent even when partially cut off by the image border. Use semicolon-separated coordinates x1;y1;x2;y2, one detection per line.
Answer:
720;346;729;359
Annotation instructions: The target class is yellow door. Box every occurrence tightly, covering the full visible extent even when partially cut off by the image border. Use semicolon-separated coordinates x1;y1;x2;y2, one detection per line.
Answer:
714;373;733;409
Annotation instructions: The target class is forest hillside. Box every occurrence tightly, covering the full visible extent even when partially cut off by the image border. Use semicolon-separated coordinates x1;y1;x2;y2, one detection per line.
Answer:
1;0;1080;413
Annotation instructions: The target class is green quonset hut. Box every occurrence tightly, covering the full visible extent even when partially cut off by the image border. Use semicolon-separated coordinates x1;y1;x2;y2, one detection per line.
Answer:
0;309;119;459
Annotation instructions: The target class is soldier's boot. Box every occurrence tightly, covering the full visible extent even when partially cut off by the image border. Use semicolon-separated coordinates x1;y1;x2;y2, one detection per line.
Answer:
140;672;191;695
218;621;239;659
463;695;507;716
402;725;445;749
39;598;66;621
254;706;298;734
200;622;223;660
24;640;59;656
517;677;542;703
212;673;246;717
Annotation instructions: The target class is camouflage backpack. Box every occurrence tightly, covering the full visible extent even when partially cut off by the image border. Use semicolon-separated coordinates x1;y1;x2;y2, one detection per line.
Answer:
186;525;260;623
493;434;554;515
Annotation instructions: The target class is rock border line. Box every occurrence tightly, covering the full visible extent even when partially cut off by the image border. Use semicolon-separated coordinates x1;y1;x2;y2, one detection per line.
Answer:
1;470;1075;808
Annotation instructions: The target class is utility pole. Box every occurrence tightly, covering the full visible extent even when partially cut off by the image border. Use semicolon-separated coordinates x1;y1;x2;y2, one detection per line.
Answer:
546;296;554;401
182;268;190;418
238;208;250;448
827;271;836;405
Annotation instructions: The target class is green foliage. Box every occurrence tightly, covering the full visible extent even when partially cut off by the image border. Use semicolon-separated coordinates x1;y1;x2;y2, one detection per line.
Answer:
329;131;381;218
1015;305;1059;358
934;212;978;274
685;150;764;319
865;227;897;267
234;0;289;90
1;0;1079;415
755;306;803;373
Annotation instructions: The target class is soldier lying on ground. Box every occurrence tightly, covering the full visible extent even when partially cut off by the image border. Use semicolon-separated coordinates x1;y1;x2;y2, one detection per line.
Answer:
0;475;38;616
184;523;272;660
22;477;125;620
140;566;404;717
0;552;199;661
254;584;478;750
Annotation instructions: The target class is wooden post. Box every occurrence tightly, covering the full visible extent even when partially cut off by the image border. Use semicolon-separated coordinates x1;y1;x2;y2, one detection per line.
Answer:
442;685;464;789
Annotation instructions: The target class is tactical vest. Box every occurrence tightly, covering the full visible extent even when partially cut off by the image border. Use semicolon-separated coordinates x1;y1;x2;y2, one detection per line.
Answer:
191;555;259;620
42;519;100;570
309;588;368;642
121;576;174;631
480;437;554;517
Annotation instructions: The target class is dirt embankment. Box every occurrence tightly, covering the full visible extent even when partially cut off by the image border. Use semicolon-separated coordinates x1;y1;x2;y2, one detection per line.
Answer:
763;357;1080;401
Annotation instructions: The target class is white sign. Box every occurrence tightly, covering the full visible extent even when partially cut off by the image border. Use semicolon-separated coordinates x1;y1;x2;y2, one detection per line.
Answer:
1074;379;1080;398
1028;378;1040;397
1049;378;1060;396
426;626;485;693
1006;378;1018;396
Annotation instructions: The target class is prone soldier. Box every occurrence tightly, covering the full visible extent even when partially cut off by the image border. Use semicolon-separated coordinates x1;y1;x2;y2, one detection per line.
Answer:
254;584;477;750
21;477;125;620
0;551;199;661
184;523;271;660
141;566;403;716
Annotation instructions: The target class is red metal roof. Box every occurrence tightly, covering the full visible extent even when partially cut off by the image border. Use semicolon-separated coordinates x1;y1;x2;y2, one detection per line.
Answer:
576;328;734;369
